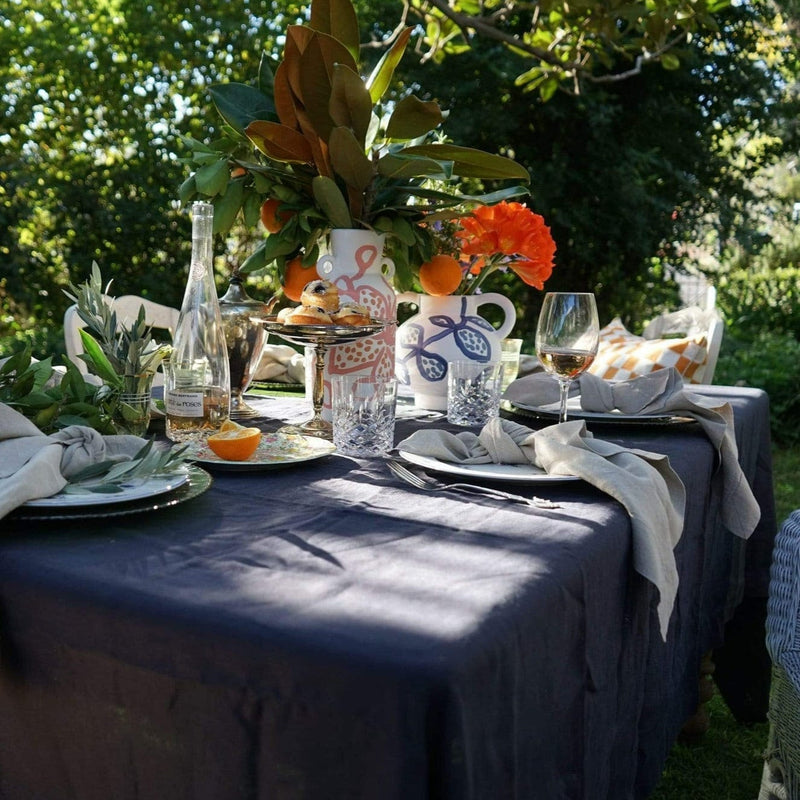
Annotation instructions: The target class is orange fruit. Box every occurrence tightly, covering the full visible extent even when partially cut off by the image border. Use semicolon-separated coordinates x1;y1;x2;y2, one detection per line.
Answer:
282;256;320;302
207;420;262;461
260;198;295;234
418;254;463;296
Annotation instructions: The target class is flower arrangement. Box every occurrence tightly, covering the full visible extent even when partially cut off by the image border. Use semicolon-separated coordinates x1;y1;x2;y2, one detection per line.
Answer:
417;201;557;296
179;0;530;292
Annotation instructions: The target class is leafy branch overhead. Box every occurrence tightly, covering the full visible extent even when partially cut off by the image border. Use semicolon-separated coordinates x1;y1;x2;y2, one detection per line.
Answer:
179;0;530;289
409;0;733;100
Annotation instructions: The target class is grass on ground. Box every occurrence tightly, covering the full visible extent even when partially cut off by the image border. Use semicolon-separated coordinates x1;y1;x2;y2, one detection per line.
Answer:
650;693;769;800
651;443;797;799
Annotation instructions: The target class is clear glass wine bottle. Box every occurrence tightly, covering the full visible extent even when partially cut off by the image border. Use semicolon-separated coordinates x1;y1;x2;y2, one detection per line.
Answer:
165;201;231;442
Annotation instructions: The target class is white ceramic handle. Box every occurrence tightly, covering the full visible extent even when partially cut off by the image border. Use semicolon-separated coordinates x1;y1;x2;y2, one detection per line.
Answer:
317;254;334;277
475;293;516;340
381;256;395;281
395;291;419;306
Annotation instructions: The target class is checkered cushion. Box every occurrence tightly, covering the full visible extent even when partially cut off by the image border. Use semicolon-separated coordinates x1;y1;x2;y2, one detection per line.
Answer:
590;318;709;383
598;317;642;345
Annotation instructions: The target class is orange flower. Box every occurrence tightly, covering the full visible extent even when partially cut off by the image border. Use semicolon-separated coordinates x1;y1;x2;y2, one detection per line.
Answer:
455;202;556;291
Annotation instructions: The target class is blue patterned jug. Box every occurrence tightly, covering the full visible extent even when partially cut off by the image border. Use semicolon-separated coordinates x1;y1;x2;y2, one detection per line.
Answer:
395;293;516;410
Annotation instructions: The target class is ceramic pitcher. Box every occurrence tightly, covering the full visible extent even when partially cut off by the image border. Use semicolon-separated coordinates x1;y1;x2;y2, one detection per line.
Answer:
396;293;516;410
316;229;397;414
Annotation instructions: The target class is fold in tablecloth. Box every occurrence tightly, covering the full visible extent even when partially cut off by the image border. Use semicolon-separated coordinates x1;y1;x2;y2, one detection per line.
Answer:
0;403;145;520
398;417;685;639
505;369;761;540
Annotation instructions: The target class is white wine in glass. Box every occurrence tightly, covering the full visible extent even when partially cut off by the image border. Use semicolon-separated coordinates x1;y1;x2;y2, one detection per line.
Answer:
535;292;600;423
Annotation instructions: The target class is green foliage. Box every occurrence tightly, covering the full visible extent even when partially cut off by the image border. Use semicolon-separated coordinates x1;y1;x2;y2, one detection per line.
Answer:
0;345;117;434
0;0;285;353
773;444;800;524
64;264;169;391
64;439;189;495
410;0;735;97
716;330;800;445
179;0;530;289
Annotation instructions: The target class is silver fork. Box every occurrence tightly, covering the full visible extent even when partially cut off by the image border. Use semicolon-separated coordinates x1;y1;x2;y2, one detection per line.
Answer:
387;459;560;509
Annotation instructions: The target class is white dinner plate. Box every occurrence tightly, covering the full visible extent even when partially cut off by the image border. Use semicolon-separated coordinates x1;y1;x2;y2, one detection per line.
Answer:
398;450;581;484
24;469;190;508
11;467;212;521
189;432;335;471
506;397;694;425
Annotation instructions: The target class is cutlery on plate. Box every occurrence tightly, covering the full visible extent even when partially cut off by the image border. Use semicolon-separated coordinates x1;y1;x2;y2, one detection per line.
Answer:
387;459;560;509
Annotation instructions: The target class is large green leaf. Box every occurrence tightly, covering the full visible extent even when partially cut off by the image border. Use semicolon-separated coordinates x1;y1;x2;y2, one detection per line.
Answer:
213;179;244;234
312;176;352;228
78;330;122;387
385;96;444;140
401;144;531;181
240;241;269;275
208;83;277;136
328;127;374;192
194;158;230;197
377;153;452;180
246;120;314;163
365;27;412;104
309;0;360;63
330;64;372;147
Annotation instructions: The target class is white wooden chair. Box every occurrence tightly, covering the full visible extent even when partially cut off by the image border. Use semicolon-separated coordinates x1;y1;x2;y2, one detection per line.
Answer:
641;285;724;384
64;295;179;386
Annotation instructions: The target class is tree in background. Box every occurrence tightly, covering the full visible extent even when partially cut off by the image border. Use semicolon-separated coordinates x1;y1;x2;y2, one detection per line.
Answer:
0;0;292;352
411;0;731;98
0;0;797;357
393;0;799;336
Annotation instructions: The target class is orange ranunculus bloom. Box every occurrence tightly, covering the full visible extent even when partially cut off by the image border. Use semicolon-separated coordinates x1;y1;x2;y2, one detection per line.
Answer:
456;202;556;290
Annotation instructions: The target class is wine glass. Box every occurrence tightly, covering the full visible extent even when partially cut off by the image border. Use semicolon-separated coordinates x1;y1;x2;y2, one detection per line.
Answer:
535;292;600;423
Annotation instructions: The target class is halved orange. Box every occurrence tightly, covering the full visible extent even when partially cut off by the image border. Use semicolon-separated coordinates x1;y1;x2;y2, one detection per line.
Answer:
207;420;262;461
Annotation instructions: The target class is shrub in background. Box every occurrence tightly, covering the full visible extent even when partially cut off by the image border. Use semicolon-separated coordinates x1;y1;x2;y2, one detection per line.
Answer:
715;330;800;446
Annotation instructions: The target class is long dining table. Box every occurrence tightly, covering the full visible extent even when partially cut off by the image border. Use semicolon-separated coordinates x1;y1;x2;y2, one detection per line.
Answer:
0;385;776;800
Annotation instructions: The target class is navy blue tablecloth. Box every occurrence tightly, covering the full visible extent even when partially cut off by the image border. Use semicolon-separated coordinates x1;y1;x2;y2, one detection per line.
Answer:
0;387;775;800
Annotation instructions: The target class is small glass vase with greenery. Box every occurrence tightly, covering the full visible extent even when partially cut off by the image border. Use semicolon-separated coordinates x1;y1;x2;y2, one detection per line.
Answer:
65;263;170;436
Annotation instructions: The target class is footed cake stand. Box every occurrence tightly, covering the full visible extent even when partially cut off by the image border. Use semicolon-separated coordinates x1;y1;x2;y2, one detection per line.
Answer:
259;318;386;439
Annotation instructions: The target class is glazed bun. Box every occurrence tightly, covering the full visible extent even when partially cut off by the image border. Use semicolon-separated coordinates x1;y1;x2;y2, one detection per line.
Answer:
332;304;372;326
300;279;339;312
276;306;292;323
283;305;333;325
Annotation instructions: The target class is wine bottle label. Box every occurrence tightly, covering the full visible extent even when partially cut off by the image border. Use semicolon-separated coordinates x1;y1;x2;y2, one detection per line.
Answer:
166;391;204;416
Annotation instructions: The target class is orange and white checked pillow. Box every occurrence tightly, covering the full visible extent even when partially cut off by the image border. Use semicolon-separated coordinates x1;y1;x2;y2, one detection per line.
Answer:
590;318;709;384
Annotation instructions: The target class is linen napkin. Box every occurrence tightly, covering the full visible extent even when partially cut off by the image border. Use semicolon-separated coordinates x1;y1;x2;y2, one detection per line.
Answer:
0;403;145;520
398;417;685;639
578;369;761;539
253;344;305;384
503;371;578;407
505;369;761;541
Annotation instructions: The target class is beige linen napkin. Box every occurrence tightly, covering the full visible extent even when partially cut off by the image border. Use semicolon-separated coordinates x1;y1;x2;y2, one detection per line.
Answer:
398;417;685;639
578;369;760;539
0;403;145;520
504;371;577;407
253;344;305;384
